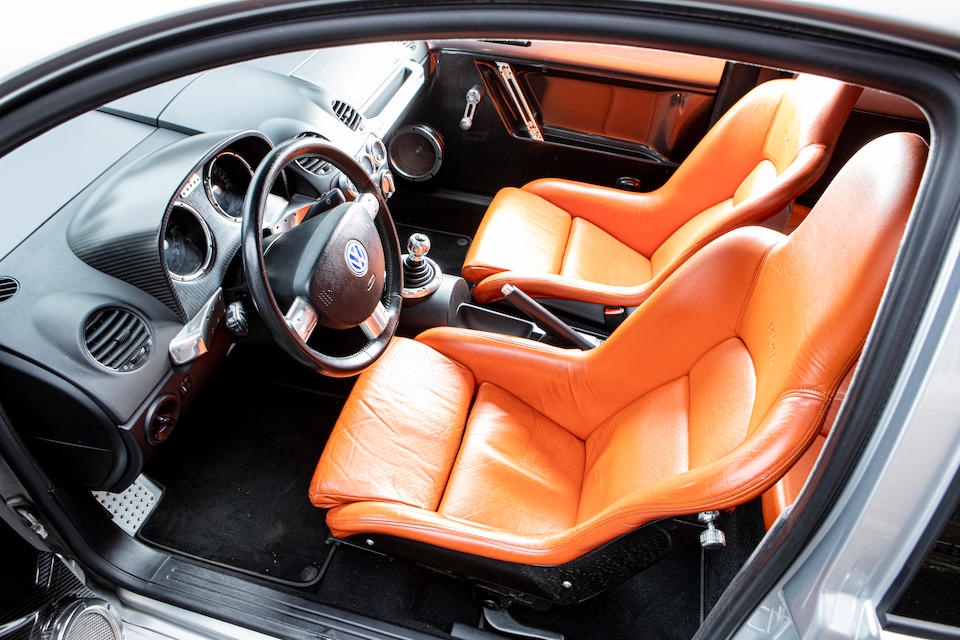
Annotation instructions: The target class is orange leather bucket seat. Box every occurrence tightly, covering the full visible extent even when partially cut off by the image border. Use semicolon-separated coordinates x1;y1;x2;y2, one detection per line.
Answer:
461;75;862;309
310;133;925;602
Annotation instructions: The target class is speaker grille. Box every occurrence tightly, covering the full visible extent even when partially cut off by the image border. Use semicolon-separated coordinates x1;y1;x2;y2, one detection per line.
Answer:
83;307;152;372
388;124;444;182
43;599;123;640
67;610;117;640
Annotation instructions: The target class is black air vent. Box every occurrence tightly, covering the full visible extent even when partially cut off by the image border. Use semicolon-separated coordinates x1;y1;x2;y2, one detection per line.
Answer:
0;277;18;302
331;100;364;131
83;308;153;372
295;133;334;176
297;156;334;175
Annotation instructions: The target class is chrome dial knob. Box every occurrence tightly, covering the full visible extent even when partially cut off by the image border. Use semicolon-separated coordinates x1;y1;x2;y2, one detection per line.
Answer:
378;169;396;199
225;301;248;337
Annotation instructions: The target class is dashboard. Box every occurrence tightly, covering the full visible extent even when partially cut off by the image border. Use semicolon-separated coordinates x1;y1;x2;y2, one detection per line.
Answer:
0;42;426;491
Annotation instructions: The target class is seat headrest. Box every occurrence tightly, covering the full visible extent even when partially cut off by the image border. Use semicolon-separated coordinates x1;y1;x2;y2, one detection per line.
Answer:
762;74;863;172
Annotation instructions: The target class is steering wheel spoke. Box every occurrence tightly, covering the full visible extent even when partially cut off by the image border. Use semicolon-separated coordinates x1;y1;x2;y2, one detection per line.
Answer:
355;192;380;219
359;301;389;340
285;297;319;343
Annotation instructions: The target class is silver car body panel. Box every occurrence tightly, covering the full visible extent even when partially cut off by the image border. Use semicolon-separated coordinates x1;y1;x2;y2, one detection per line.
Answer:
733;182;960;638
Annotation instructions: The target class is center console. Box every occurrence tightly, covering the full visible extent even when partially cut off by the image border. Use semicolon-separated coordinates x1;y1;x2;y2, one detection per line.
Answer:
397;232;600;347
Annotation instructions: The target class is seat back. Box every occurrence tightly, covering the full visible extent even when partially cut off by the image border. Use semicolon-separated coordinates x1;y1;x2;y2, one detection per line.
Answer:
464;75;863;308
577;132;925;525
648;75;862;276
739;130;924;434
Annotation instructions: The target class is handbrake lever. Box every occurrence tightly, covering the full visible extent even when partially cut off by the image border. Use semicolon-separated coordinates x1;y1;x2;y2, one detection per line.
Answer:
501;284;599;350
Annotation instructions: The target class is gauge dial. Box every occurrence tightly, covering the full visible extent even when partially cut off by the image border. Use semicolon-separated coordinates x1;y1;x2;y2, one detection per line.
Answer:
205;151;253;220
163;205;213;280
358;154;376;176
367;136;387;166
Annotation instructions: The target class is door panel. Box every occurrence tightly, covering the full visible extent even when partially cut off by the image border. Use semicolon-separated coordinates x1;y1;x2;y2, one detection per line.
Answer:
467;42;720;167
523;71;715;162
386;42;726;233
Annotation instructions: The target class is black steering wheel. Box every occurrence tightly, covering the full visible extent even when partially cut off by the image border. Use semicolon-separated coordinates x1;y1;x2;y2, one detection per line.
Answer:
241;137;402;377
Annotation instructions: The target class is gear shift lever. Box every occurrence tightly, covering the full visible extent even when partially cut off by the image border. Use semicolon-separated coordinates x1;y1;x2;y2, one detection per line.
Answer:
402;233;442;299
406;233;430;266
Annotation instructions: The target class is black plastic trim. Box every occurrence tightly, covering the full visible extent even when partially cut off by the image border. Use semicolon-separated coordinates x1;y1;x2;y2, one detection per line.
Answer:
0;350;128;489
343;518;700;605
144;556;444;640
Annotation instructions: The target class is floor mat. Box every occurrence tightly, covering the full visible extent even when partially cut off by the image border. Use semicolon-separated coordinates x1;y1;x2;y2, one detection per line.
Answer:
140;372;344;585
395;223;472;275
307;544;481;637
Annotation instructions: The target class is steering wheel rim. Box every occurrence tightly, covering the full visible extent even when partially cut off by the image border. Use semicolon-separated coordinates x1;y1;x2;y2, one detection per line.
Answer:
241;136;402;377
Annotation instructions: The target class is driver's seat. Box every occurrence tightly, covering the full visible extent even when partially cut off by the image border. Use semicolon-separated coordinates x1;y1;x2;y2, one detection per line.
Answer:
310;132;926;603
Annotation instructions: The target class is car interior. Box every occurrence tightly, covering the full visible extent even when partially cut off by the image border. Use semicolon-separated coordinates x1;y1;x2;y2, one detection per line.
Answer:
0;35;935;640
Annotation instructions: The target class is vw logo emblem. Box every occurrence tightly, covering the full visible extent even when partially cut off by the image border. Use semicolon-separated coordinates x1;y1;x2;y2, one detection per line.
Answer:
344;240;369;277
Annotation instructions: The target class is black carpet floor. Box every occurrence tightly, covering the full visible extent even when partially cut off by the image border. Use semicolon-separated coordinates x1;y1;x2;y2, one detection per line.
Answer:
140;361;344;585
395;223;472;275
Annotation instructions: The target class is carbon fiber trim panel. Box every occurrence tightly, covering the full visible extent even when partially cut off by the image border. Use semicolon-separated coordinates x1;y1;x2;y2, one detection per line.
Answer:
67;131;275;322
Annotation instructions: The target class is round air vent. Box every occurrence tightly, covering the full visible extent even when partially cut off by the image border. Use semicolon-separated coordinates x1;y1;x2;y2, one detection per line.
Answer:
83;307;153;372
42;598;123;640
0;276;19;302
388;124;444;182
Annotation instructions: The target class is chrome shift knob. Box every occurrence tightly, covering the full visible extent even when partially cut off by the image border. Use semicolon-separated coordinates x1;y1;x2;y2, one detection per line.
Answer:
406;233;431;263
402;232;441;299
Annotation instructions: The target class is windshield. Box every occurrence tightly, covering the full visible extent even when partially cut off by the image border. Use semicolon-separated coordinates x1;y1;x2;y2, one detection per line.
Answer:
0;0;216;82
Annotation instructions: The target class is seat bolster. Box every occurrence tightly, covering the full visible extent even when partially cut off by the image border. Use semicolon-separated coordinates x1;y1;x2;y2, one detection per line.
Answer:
560;217;653;286
417;327;597;439
469;208;776;310
324;500;641;566
309;338;475;511
761;365;853;528
761;435;825;529
469;270;657;306
461;187;572;283
522;178;674;256
581;388;829;523
433;228;781;438
650;144;829;278
745;143;830;210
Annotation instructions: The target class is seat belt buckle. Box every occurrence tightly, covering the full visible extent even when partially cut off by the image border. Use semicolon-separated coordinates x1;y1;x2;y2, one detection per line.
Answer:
603;306;626;332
